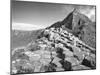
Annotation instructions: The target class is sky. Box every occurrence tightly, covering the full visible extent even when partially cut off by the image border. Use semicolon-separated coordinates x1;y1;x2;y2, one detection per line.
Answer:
12;0;96;31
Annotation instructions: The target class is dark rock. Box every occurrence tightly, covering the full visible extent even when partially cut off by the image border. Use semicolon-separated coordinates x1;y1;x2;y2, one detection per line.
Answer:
45;64;56;72
56;47;65;60
47;21;62;29
81;57;96;69
59;60;72;71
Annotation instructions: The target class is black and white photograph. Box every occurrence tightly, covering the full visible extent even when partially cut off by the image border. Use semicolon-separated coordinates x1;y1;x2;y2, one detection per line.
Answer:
11;0;96;74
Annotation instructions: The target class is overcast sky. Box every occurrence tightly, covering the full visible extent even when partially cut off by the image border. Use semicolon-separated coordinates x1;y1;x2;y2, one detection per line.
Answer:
12;0;95;31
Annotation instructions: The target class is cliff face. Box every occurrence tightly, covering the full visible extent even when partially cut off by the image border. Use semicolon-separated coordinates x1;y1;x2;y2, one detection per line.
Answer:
11;10;96;74
61;9;95;48
47;9;96;48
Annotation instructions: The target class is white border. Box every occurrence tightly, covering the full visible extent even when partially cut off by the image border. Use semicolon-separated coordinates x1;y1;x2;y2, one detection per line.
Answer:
0;0;100;75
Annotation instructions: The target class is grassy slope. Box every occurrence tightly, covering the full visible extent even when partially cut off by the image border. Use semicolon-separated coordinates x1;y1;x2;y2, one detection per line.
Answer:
11;29;43;49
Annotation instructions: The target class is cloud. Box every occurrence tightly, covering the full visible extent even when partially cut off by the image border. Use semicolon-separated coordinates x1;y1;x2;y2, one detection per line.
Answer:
78;6;95;22
63;5;95;22
12;22;45;31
